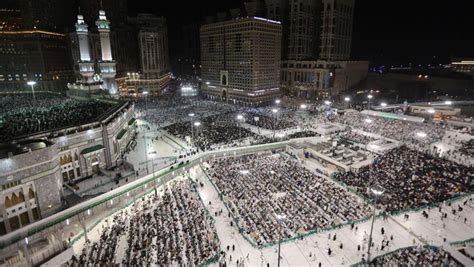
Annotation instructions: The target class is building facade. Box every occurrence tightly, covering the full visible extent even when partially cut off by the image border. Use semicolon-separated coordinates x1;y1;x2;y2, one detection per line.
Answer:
0;30;74;92
200;17;282;105
281;60;368;98
451;59;474;78
319;0;354;61
264;0;289;59
0;101;136;235
287;0;322;60
123;14;171;95
0;140;62;235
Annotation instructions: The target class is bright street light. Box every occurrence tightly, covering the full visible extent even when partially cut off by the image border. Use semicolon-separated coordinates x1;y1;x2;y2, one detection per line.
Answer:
324;100;331;105
27;81;36;103
444;101;452;105
142;91;148;95
194;121;201;127
236;115;244;139
417;132;427;138
300;104;307;109
380;102;387;107
276;213;287;267
428;109;435;114
367;94;373;99
344;97;350;102
367;186;384;263
275;99;281;104
370;187;384;196
188;113;195;117
365;118;372;123
272;108;278;113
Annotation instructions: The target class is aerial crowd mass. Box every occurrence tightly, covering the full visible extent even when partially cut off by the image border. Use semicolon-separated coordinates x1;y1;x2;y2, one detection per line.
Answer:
1;92;472;266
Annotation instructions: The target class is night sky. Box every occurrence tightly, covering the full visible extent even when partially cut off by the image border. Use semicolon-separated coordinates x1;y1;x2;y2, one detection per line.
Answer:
128;0;473;66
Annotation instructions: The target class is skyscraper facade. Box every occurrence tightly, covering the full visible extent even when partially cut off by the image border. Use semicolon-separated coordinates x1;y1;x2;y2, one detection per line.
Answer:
264;0;289;58
287;0;322;60
200;17;282;105
319;0;354;60
126;14;171;94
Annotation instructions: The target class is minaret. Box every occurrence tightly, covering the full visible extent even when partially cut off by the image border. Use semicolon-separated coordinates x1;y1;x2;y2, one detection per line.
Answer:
74;14;95;85
96;10;117;95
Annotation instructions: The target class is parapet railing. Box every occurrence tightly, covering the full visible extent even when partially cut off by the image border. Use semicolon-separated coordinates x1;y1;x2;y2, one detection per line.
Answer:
0;141;288;251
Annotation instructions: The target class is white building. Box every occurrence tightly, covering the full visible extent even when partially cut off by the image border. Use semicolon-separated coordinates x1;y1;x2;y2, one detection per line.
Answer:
200;17;282;105
0;101;136;235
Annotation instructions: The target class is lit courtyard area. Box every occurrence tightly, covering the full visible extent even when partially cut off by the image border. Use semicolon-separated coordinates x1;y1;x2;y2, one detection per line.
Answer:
34;145;473;267
3;102;473;267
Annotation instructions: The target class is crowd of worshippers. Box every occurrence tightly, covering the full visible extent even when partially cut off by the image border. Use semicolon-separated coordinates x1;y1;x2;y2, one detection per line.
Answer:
369;246;461;266
0;97;115;140
67;180;219;266
242;110;296;130
459;139;474;156
206;153;372;245
334;111;446;146
164;113;263;151
136;95;239;127
0;93;68;114
286;131;320;139
338;130;377;145
333;146;473;212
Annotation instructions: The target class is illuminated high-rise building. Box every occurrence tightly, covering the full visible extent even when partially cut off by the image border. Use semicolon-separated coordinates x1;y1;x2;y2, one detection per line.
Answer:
200;17;282;105
320;0;354;60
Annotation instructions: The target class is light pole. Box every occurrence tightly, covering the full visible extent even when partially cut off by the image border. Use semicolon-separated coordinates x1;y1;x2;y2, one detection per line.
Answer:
272;108;278;138
367;94;373;110
144;133;149;174
193;121;201;149
149;153;157;196
236;115;244;140
143;91;148;113
276;214;286;267
344;97;351;109
188;113;195;147
428;109;435;121
27;81;36;104
367;187;384;264
300;104;307;130
23;237;32;267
